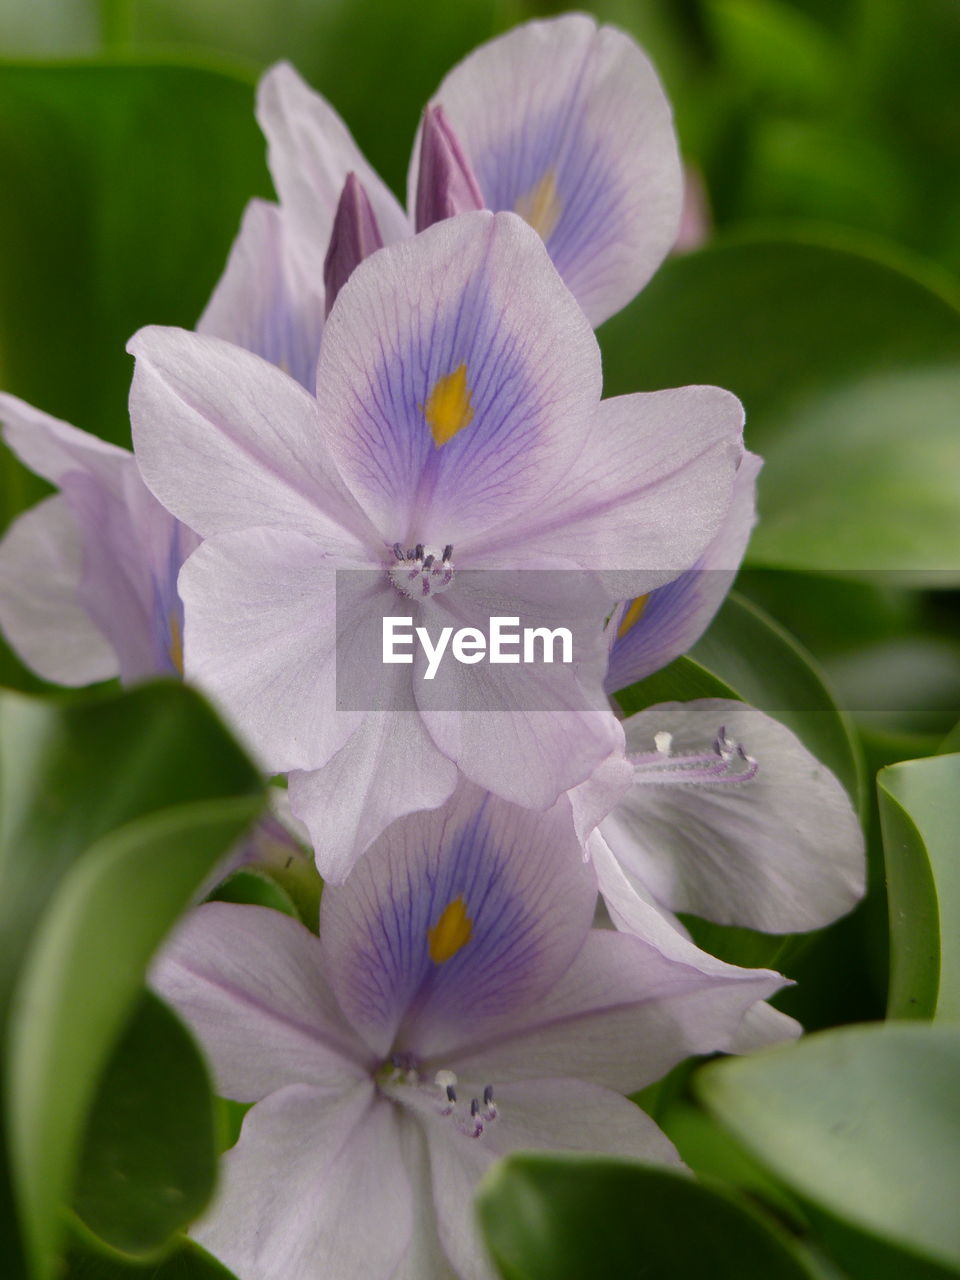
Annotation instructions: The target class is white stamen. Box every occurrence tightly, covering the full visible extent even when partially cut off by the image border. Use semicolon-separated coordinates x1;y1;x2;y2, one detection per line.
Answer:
654;730;673;755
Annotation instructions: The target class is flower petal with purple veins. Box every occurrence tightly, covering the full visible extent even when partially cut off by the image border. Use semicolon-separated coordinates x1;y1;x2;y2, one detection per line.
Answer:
315;210;600;546
318;782;597;1058
606;452;762;693
412;14;683;325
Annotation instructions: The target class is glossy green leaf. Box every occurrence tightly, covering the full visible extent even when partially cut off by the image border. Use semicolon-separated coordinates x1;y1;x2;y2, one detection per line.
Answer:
698;1022;960;1276
8;793;259;1280
477;1152;820;1279
65;1222;237;1278
0;61;270;522
598;236;960;582
0;682;261;1280
72;991;217;1257
0;682;258;1029
880;753;960;1020
748;367;960;582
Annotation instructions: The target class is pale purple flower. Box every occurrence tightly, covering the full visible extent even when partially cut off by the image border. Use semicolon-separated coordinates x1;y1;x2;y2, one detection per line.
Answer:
201;14;682;384
0;395;198;683
585;698;866;937
129;212;744;880
152;783;787;1279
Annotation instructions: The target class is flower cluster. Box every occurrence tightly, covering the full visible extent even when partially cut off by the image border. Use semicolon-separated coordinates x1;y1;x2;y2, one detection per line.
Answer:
0;16;865;1280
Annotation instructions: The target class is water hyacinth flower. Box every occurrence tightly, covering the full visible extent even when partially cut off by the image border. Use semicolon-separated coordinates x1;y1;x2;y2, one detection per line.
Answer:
0;395;198;684
589;699;866;937
202;13;682;385
129;212;744;880
153;783;788;1279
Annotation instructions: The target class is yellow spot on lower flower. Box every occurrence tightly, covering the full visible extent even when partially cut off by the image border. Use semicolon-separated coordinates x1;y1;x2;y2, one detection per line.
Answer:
617;595;649;639
428;896;473;964
515;169;562;241
424;364;474;447
169;612;185;676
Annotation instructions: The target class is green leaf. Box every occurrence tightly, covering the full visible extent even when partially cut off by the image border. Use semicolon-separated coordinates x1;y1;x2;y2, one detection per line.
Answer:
0;682;258;1029
0;61;270;522
208;867;299;918
941;719;960;754
748;367;960;582
477;1152;821;1279
879;753;960;1020
706;0;841;110
65;1222;238;1278
8;794;260;1280
0;682;261;1280
72;992;217;1258
129;0;498;195
698;1022;960;1276
598;236;960;582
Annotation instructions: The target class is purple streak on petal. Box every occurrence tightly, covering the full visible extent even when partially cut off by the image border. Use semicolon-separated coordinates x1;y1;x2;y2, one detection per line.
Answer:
414;105;485;232
319;784;596;1059
0;393;200;683
324;174;385;318
316;213;600;547
605;453;760;693
60;465;199;682
418;15;683;325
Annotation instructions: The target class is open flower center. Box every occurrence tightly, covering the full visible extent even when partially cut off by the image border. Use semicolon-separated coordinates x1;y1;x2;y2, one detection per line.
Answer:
376;1059;499;1140
387;542;455;599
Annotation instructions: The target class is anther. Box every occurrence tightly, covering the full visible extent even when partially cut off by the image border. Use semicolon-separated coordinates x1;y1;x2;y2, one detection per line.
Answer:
393;543;404;561
483;1084;498;1120
442;544;453;563
415;543;424;560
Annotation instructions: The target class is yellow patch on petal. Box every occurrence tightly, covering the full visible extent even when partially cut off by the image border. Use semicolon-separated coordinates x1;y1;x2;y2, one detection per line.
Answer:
617;594;649;639
515;169;562;241
424;364;475;447
169;612;185;676
428;896;473;964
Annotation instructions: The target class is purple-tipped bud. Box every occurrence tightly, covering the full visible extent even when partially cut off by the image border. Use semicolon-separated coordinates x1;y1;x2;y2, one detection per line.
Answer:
323;173;384;316
414;104;485;232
